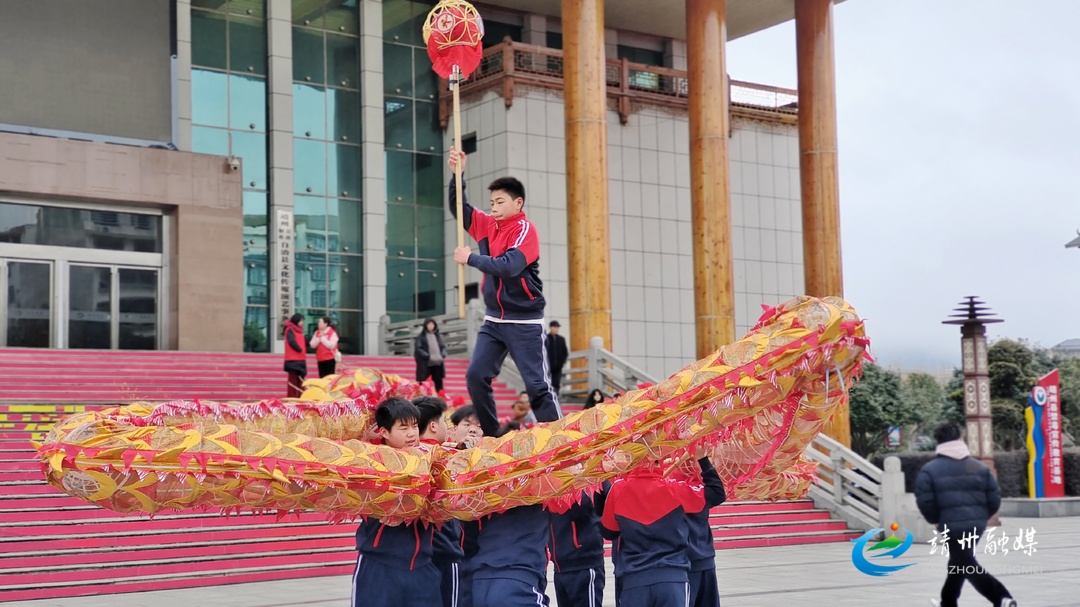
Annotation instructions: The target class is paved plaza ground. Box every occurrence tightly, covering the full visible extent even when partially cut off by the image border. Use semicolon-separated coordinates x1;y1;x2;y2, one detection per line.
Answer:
6;515;1079;607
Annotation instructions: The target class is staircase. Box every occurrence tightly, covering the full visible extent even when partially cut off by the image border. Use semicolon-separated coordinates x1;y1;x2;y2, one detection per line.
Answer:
0;348;521;426
709;500;860;549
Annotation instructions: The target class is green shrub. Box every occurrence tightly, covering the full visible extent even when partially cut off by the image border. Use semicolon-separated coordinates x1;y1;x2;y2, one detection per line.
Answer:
870;450;1030;497
993;450;1028;498
1064;448;1080;497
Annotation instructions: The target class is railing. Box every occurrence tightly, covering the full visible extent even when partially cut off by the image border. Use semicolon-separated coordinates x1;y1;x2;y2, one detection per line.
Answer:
439;40;799;127
805;433;883;531
377;299;486;358
558;336;659;402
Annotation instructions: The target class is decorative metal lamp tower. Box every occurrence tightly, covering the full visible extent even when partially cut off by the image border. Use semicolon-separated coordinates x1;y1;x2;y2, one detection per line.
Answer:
942;296;1003;473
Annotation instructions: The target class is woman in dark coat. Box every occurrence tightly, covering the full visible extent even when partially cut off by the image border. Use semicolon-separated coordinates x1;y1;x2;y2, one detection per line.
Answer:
415;318;447;392
283;313;307;398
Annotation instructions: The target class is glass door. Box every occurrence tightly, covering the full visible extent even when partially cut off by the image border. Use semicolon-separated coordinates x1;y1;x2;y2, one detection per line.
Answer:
3;260;52;348
118;268;158;350
67;264;159;350
68;264;112;349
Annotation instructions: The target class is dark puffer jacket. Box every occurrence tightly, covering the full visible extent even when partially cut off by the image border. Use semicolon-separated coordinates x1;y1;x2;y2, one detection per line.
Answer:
915;453;1001;536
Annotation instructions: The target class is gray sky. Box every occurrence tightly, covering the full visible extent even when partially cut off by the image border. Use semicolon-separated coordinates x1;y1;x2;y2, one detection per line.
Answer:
727;0;1080;374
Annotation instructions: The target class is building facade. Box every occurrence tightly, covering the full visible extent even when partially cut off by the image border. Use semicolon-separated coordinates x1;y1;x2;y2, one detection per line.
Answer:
0;0;846;391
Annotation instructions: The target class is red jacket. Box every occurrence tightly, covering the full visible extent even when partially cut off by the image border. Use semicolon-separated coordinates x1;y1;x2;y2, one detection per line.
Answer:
283;321;306;362
449;177;545;321
311;327;339;362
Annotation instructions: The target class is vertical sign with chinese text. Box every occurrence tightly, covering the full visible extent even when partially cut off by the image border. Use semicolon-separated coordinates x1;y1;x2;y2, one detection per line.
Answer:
275;210;294;332
1026;369;1064;498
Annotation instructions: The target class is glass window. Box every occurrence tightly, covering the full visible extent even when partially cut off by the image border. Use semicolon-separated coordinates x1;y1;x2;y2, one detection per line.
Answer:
333;310;361;354
294;252;326;309
328;89;361;143
231;131;267;188
325;1;359;35
414;101;441;153
482;21;522;48
415;153;443;206
229;0;264;18
328;254;362;310
192;126;230;156
413;49;436;101
191;10;228;70
417;263;444;317
415;206;444;260
327;144;361;198
229;74;267;132
383;0;422;46
0;203;162;252
329;198;362;253
384;98;414;150
230;17;268;75
386;257;416;313
68;265;112;350
191;69;229;127
243;306;270;352
293;28;326;84
293;83;328;139
242;191;268;245
326;33;360;89
294;138;328;195
293;1;324;28
385;151;413;203
6;261;51;348
294;195;327;253
383;43;413;97
385;203;415;258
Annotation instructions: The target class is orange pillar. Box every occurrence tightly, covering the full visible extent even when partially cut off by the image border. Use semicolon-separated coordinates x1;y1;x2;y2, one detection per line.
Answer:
563;0;612;354
686;0;735;357
796;0;849;446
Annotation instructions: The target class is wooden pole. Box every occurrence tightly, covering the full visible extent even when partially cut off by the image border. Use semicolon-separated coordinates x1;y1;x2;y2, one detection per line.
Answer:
796;0;848;446
686;0;735;357
562;0;612;354
452;65;466;319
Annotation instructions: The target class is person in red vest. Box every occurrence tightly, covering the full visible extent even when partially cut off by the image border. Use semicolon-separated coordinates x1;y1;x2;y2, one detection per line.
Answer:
309;315;340;378
283;313;306;398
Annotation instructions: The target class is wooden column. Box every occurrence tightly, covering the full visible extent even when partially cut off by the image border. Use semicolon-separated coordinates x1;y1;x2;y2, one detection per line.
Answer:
563;0;612;353
686;0;735;357
796;0;849;445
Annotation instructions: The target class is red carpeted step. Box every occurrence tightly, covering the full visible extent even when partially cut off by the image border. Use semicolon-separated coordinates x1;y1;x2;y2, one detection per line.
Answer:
1;534;355;569
0;549;355;586
0;563;355;602
0;510;333;535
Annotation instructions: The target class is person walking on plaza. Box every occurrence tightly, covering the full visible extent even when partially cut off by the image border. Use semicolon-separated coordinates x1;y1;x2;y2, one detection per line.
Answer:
282;313;306;398
309;316;340;378
916;422;1017;607
414;318;447;392
447;146;561;437
545;320;568;394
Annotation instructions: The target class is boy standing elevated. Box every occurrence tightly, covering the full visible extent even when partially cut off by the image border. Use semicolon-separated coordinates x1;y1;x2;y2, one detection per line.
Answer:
448;147;561;436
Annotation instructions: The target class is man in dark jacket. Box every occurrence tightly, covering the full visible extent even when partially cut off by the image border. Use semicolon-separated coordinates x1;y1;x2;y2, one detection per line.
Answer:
915;422;1017;607
545;321;569;393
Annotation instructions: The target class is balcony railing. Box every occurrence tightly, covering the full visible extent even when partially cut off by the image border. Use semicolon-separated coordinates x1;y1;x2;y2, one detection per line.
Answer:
439;40;798;127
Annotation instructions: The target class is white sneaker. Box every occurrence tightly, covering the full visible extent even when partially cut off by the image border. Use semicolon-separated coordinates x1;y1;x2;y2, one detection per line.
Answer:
999;600;1018;607
929;600;941;607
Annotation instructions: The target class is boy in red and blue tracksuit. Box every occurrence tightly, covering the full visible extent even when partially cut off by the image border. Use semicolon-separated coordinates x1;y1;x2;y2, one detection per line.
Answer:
414;395;465;607
447;147;562;438
352;398;441;607
548;486;608;607
601;462;705;607
687;457;726;607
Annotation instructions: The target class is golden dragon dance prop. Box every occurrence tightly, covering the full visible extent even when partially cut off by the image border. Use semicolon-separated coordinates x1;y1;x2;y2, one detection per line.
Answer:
37;296;868;524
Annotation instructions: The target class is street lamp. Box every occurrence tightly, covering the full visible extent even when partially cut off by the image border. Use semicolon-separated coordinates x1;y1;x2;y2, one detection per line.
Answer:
942;296;1002;474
